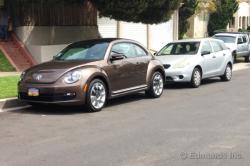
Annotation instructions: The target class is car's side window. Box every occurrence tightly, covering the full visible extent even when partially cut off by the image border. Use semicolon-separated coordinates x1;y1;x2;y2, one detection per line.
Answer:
111;43;147;58
242;36;247;43
201;41;212;53
238;37;243;44
210;41;223;52
132;44;148;57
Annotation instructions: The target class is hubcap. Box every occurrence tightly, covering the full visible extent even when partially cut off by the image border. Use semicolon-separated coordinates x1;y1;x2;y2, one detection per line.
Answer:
153;73;164;96
226;66;232;80
90;82;106;109
194;70;201;86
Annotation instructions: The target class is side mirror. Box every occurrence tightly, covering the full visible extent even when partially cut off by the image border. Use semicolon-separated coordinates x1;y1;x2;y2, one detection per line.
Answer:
110;54;125;61
201;51;211;56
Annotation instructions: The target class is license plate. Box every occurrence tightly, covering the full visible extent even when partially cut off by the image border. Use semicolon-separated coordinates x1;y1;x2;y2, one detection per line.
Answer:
28;88;39;97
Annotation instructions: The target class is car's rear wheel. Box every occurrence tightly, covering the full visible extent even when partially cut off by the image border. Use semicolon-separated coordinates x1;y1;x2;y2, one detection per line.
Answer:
221;64;232;81
86;79;107;112
245;55;250;62
146;71;164;98
190;68;202;88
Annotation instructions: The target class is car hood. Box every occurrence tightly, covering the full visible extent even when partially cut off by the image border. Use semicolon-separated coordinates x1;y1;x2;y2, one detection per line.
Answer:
23;60;99;84
224;43;237;52
155;55;194;65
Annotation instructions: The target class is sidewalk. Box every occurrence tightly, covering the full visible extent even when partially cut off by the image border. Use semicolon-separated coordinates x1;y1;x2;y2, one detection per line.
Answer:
0;72;21;77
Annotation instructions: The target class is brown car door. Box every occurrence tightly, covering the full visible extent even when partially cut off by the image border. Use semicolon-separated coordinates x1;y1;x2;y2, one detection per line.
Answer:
104;42;150;93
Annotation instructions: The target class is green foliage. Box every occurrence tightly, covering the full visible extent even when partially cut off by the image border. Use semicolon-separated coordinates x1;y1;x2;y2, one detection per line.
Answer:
0;50;15;72
208;0;239;36
91;0;182;24
0;76;19;99
179;0;198;39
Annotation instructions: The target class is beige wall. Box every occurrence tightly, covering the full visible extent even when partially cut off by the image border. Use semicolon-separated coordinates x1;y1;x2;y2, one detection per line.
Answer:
15;26;100;63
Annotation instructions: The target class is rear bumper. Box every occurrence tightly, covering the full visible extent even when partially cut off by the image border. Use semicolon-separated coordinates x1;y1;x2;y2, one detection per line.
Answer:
18;82;86;106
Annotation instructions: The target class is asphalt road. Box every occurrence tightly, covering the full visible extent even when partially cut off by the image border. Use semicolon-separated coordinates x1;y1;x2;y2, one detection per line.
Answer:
0;69;250;166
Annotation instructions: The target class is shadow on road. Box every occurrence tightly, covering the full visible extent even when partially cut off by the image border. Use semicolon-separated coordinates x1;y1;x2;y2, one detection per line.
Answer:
165;78;222;90
11;78;222;115
11;93;147;115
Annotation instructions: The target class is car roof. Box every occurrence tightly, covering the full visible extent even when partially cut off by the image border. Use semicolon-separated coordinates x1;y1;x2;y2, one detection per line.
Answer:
171;38;217;43
214;33;243;37
67;38;142;48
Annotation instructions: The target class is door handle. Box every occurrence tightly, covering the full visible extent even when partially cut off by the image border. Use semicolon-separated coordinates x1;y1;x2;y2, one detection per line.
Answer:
223;54;226;56
213;56;216;58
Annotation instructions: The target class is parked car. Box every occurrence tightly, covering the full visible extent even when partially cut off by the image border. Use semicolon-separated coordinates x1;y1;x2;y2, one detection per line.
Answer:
155;38;233;88
18;38;165;112
213;32;250;62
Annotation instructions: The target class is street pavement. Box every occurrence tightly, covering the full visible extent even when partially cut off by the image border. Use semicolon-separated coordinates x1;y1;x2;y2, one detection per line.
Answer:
0;69;250;166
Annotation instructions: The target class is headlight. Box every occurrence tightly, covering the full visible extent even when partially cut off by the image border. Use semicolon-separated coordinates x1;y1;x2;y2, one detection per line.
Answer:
173;60;190;69
64;70;82;84
20;71;26;81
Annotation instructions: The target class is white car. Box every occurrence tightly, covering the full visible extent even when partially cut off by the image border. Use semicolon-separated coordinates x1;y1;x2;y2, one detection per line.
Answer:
213;33;250;62
155;38;233;88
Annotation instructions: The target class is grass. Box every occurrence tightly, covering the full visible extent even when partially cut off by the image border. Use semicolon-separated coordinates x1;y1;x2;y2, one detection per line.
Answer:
0;76;19;99
0;50;15;72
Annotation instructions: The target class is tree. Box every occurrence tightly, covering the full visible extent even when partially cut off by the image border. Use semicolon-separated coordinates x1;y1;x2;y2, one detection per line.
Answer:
91;0;182;24
178;0;216;39
179;0;198;39
208;0;239;36
12;0;183;24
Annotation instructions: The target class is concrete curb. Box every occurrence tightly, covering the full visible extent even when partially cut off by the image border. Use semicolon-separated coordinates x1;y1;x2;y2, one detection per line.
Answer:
0;98;30;113
0;63;249;113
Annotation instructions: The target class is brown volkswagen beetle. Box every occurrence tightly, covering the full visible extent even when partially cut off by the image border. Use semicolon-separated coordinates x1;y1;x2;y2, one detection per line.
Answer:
18;38;165;112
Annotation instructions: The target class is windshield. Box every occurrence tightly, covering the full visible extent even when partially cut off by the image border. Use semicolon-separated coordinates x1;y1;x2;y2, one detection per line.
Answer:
213;36;236;44
55;41;109;61
157;42;200;56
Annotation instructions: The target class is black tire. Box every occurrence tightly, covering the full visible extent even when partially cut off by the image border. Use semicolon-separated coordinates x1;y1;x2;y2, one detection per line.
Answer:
245;56;250;63
190;68;202;88
221;64;232;81
146;71;164;98
86;79;107;112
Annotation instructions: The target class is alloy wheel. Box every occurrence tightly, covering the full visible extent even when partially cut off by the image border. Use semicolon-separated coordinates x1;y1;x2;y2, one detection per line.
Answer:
152;73;164;96
90;82;106;109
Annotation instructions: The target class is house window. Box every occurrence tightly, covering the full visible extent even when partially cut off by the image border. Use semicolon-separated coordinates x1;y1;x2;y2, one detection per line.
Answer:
239;16;242;28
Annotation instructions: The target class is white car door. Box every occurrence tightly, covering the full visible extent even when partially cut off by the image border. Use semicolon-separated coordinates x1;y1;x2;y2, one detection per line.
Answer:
237;36;246;56
201;41;217;78
210;40;226;75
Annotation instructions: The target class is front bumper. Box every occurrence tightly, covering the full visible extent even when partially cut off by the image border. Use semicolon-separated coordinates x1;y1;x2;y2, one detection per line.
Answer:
18;82;86;106
165;68;193;82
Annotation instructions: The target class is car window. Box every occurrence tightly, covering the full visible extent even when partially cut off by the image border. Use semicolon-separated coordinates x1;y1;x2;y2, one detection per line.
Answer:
201;41;212;53
210;41;223;52
238;37;243;44
111;43;147;58
56;42;109;61
242;36;247;43
157;42;200;56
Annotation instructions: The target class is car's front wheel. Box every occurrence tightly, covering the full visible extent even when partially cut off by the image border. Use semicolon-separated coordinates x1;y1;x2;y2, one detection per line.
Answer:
86;79;107;112
146;71;164;98
221;64;232;81
190;68;202;88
